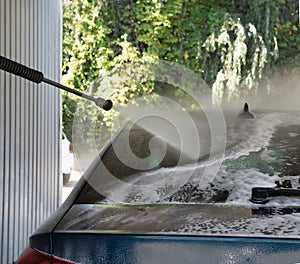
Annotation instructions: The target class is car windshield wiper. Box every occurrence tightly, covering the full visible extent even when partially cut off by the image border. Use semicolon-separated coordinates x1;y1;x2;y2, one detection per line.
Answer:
250;187;300;204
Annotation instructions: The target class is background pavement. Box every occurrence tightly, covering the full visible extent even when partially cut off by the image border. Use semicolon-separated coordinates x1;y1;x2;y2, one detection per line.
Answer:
62;170;83;203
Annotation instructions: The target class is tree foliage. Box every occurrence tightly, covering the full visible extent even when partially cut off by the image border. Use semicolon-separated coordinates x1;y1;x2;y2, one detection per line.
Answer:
62;0;300;142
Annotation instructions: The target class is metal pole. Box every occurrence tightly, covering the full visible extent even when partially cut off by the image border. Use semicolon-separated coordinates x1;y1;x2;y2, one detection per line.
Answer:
0;55;113;110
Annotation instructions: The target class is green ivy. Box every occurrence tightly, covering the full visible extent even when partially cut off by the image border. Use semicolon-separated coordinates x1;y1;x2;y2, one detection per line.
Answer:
62;0;300;142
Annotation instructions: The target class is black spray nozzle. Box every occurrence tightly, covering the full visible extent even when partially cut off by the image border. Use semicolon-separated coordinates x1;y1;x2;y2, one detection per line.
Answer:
0;55;113;111
95;98;113;111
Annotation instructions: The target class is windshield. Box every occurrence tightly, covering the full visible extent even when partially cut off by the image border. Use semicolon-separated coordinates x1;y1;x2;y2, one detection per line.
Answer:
62;110;300;238
77;110;300;205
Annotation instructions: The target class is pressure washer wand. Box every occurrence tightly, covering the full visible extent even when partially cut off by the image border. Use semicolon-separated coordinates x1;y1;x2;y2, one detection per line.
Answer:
0;56;113;111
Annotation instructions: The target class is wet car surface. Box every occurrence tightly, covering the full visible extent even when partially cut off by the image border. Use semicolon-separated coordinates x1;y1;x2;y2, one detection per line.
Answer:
19;110;300;263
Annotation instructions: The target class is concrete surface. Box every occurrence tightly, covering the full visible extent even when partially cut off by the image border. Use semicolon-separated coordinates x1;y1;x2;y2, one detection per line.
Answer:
62;170;83;203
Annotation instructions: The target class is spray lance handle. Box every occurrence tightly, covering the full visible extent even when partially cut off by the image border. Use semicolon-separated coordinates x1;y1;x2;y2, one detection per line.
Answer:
0;55;113;111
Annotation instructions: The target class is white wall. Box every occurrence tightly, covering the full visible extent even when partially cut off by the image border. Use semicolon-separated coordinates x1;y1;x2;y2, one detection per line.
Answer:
0;0;62;262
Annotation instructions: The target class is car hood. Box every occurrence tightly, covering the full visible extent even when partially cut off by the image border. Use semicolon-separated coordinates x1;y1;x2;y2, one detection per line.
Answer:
54;203;300;238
